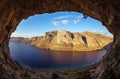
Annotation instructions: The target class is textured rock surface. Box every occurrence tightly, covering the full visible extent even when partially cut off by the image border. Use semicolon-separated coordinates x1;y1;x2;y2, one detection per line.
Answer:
10;30;113;51
0;0;120;79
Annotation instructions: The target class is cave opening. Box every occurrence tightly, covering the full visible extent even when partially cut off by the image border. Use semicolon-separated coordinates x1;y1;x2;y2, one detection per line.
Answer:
0;0;120;79
9;11;113;69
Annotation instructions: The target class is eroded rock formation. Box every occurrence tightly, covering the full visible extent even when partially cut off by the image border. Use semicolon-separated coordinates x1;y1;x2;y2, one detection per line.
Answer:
10;30;113;51
0;0;120;79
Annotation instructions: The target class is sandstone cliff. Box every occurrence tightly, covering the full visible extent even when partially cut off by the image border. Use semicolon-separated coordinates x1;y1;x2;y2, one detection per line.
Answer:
10;30;113;51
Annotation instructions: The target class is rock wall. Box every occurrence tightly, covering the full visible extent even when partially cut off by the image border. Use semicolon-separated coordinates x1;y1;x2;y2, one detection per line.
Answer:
10;30;113;51
0;0;120;79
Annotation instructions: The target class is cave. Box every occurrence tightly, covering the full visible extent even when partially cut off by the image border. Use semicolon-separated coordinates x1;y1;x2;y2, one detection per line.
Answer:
0;0;120;79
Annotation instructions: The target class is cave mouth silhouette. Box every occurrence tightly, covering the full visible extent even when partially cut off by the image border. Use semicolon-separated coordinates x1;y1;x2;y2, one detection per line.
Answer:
0;0;120;79
9;12;113;69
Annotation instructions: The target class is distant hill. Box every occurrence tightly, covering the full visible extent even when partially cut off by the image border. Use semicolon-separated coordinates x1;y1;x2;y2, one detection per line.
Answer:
10;30;113;51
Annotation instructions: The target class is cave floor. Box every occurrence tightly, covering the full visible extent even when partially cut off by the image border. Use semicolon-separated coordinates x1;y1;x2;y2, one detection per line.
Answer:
27;63;98;79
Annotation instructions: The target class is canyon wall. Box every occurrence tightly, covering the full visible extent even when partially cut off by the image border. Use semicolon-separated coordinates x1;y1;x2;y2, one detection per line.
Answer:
10;30;113;51
0;0;120;79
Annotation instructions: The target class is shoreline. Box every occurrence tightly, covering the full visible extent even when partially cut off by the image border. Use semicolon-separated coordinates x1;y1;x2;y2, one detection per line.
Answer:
24;63;98;79
24;62;98;73
9;42;106;52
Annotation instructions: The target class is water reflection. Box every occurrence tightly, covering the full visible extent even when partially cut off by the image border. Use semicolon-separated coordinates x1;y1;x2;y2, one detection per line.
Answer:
9;42;106;69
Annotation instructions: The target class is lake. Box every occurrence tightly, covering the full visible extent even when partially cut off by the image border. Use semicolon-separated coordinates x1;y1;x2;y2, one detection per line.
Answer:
9;42;106;69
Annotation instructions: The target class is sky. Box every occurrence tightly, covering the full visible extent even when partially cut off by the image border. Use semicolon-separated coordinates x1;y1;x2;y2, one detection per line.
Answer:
11;11;113;38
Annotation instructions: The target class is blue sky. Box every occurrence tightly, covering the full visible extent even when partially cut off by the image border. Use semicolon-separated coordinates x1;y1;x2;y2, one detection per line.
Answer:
11;12;112;37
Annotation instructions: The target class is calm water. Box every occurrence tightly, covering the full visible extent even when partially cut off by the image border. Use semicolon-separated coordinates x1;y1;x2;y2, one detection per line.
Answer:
9;42;106;69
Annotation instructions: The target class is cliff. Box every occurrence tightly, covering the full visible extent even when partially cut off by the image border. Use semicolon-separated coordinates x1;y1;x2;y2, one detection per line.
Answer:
10;30;113;51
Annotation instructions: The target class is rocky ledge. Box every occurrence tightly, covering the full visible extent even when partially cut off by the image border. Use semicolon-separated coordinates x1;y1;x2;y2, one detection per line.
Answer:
10;30;113;51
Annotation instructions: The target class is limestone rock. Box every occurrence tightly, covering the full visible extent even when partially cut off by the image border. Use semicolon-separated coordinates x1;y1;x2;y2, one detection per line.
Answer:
10;37;25;43
10;30;113;51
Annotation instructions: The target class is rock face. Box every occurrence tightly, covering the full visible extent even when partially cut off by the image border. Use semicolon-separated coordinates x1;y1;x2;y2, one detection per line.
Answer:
10;30;113;51
10;37;25;42
0;0;120;79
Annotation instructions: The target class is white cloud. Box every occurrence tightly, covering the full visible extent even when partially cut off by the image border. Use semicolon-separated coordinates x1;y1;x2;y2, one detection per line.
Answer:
52;21;59;26
77;15;82;18
61;20;69;25
52;14;82;26
52;20;69;26
53;14;82;20
53;15;73;20
73;19;80;24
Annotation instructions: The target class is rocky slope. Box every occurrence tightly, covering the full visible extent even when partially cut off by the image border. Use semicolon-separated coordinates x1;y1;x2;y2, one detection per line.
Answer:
10;30;113;51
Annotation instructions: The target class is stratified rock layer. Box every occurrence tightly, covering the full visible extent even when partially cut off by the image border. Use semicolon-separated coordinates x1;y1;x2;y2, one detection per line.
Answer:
10;30;113;51
0;0;120;79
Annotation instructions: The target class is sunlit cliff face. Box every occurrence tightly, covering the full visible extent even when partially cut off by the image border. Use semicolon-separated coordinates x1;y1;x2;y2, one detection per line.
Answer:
0;0;120;79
